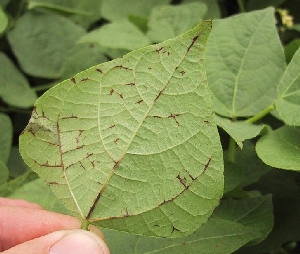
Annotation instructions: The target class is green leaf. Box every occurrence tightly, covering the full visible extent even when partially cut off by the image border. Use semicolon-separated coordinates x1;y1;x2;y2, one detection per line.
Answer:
213;195;273;244
0;6;8;34
147;3;207;43
7;146;30;178
215;115;264;148
182;0;221;19
0;113;12;163
19;21;224;237
206;7;286;117
223;160;244;193
78;21;150;51
0;53;37;107
28;0;102;28
103;218;256;254
61;43;107;79
7;10;85;78
100;0;171;21
0;170;38;197
0;160;9;184
236;141;272;187
284;38;300;63
276;47;300;126
9;178;70;214
256;126;300;171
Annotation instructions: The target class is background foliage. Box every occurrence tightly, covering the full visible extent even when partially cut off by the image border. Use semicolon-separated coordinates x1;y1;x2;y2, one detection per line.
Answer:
1;0;300;253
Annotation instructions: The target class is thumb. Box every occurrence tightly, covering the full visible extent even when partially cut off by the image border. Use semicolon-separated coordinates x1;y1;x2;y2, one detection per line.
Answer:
2;229;110;254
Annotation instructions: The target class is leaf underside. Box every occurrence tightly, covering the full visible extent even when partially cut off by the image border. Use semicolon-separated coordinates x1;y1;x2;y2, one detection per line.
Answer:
19;21;224;237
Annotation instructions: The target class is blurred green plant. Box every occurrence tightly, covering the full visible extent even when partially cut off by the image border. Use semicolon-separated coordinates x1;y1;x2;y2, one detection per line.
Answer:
1;0;300;253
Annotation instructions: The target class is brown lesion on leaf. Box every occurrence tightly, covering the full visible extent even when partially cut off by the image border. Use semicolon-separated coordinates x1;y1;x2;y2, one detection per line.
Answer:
79;161;86;170
125;82;135;87
115;65;132;70
156;47;163;54
61;114;78;120
108;124;116;129
109;89;114;96
203;157;212;174
114;138;120;144
81;77;89;82
47;181;58;185
180;70;185;76
118;93;124;99
171;226;181;233
154;88;165;102
96;68;103;73
187;35;199;52
75;130;83;144
176;175;187;188
71;77;76;84
168;113;181;126
86;152;93;158
41;160;61;168
135;99;143;104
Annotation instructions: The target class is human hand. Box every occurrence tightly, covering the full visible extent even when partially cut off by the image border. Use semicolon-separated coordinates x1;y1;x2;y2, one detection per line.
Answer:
0;197;110;254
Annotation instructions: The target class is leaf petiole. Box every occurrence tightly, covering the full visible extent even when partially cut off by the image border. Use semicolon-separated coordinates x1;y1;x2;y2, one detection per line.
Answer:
246;104;275;124
81;219;90;231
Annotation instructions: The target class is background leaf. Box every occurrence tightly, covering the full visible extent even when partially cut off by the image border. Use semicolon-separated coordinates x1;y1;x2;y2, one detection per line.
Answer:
0;113;12;163
78;21;150;51
7;10;85;78
0;53;37;107
100;0;171;22
0;6;8;34
276;47;300;126
182;0;221;19
256;126;300;171
147;3;207;43
19;21;224;237
206;7;286;117
213;195;273;244
215;115;264;148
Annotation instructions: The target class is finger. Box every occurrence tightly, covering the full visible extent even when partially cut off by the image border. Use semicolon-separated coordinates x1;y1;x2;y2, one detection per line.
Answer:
2;229;110;254
0;197;43;209
0;206;80;251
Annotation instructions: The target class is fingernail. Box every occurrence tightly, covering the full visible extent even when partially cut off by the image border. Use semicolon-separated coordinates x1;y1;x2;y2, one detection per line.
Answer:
49;230;107;254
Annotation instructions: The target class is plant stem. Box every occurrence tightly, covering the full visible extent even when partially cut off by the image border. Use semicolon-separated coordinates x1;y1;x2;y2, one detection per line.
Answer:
81;219;89;230
237;0;246;12
246;104;274;124
227;137;236;162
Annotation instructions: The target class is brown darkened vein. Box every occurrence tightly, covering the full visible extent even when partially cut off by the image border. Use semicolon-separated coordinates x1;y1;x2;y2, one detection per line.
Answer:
88;157;212;222
88;29;205;220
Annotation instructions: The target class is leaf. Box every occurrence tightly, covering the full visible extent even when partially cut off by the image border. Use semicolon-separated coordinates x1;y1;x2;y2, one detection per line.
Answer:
0;161;9;184
223;160;244;193
0;6;8;34
206;7;286;117
215;115;264;148
256;126;300;171
0;113;12;163
28;0;102;28
103;218;256;254
182;0;221;19
0;53;37;107
61;43;108;79
0;170;38;197
147;3;207;43
284;38;300;63
19;21;224;237
78;21;150;51
7;146;30;178
9;178;70;214
276;47;300;126
236;141;271;187
7;10;85;78
213;195;274;244
100;0;171;22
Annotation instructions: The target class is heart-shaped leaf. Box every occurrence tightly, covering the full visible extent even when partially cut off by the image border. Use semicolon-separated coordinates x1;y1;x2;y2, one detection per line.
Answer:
19;21;224;237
